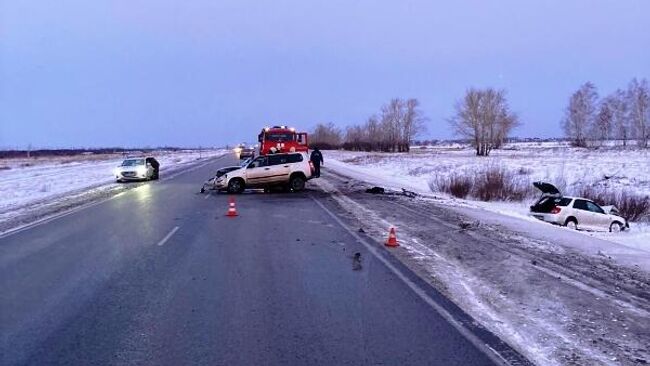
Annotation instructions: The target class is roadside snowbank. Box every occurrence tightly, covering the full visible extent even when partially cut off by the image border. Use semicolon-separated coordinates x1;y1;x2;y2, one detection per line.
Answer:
0;149;227;225
324;147;650;268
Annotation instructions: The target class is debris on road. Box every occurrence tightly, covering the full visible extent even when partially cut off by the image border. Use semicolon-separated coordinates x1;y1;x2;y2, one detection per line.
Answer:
365;186;385;194
458;221;473;230
364;186;418;198
352;252;362;271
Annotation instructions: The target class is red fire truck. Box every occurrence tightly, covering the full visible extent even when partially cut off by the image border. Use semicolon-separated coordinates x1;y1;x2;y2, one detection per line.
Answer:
257;126;309;155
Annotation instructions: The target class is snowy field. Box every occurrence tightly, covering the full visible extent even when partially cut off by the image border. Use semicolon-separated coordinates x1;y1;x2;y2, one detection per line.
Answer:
0;149;227;229
323;143;650;258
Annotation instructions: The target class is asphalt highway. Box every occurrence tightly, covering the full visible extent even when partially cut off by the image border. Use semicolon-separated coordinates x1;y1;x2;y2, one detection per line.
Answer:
0;154;500;366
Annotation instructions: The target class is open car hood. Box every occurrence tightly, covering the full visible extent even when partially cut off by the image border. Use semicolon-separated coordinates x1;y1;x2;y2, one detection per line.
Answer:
533;181;561;196
214;166;243;177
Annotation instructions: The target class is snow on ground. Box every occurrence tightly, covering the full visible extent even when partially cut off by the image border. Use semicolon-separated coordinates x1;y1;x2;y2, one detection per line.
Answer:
0;149;227;226
330;144;650;196
316;170;650;365
320;145;650;365
323;144;650;267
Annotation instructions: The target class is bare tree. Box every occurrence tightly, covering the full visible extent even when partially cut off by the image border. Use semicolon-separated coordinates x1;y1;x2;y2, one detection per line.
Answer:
627;78;650;148
609;89;631;147
448;88;518;156
401;98;428;152
365;116;381;151
379;99;405;152
341;98;428;152
593;97;613;145
344;125;367;151
311;122;343;149
562;82;598;147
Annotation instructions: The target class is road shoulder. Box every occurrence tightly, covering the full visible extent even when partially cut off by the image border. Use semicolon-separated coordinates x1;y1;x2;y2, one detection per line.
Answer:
313;169;650;366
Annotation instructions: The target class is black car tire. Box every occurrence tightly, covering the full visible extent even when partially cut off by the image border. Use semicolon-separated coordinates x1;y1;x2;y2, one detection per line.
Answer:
609;221;624;233
228;178;245;194
565;218;578;230
289;176;306;192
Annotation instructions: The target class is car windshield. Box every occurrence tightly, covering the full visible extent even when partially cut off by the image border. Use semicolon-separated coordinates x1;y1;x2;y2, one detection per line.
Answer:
121;159;145;166
265;133;294;142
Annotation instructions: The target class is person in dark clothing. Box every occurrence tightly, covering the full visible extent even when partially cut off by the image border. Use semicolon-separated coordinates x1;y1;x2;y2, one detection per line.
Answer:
310;148;324;177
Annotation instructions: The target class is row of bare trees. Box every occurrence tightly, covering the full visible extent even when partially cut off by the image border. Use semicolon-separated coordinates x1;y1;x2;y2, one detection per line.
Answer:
309;122;344;149
310;98;427;152
311;79;648;155
562;78;649;148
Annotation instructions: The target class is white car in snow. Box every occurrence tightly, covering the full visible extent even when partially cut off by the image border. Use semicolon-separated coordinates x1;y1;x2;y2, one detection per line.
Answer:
114;157;159;182
528;182;628;232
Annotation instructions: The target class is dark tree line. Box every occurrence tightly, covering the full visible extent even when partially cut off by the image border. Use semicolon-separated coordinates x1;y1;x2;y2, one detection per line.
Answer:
310;98;427;152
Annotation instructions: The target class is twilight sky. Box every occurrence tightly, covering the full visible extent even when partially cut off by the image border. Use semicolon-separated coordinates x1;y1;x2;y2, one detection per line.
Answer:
1;0;649;148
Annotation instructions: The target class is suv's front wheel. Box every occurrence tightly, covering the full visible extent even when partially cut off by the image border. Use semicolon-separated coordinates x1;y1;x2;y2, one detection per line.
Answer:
228;178;245;194
289;175;306;192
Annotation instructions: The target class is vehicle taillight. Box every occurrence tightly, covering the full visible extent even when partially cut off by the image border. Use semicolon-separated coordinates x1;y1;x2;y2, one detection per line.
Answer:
309;161;315;173
550;206;562;214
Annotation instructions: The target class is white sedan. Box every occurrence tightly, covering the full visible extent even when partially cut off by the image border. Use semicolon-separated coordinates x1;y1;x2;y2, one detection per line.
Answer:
114;157;159;182
528;182;628;232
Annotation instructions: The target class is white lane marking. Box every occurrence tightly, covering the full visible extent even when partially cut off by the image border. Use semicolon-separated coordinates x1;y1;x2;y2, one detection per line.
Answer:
204;194;211;200
156;226;180;246
310;196;513;366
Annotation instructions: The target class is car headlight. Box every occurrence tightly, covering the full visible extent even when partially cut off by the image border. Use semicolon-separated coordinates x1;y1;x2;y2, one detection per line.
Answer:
137;166;147;175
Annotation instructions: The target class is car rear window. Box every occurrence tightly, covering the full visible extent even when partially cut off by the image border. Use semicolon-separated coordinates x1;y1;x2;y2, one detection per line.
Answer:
556;198;572;206
287;154;303;163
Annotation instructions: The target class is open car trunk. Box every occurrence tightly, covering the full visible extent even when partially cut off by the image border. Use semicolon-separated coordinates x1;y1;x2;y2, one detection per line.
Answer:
530;181;563;213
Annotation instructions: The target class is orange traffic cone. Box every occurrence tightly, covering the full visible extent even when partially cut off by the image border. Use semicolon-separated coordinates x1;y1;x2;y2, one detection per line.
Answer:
226;197;239;217
385;227;399;247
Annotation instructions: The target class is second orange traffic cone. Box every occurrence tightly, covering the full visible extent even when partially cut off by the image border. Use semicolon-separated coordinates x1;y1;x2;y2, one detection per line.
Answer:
385;227;399;247
226;197;239;217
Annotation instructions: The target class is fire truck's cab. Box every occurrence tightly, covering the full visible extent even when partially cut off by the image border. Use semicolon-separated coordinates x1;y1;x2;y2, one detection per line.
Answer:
258;126;309;155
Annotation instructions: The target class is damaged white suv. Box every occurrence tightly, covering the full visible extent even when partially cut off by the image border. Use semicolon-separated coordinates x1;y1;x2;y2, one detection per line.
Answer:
528;182;628;232
215;152;314;193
